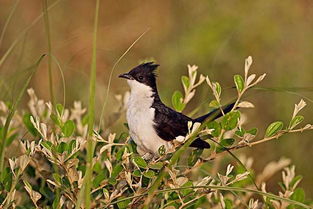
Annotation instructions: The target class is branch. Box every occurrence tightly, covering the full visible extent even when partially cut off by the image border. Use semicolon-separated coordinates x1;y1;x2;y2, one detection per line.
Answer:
206;125;313;161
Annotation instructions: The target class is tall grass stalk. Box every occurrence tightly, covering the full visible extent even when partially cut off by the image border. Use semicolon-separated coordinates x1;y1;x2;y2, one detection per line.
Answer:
0;0;62;70
43;0;56;108
76;0;100;208
0;55;45;179
0;0;20;48
42;1;62;206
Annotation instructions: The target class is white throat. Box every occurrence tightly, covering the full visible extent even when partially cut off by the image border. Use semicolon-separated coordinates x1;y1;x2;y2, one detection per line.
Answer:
127;79;154;99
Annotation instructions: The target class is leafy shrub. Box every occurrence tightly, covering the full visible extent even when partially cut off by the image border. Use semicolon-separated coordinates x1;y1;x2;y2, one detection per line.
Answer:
0;57;312;209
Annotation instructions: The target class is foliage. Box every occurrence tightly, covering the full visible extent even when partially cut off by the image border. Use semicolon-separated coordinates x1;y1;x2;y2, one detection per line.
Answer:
0;57;312;208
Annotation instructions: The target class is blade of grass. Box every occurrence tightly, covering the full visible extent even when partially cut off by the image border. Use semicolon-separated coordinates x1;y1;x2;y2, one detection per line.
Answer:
43;0;56;108
253;87;313;104
0;0;20;48
0;0;62;70
0;55;46;179
98;28;150;129
51;54;66;108
42;2;61;206
75;0;100;208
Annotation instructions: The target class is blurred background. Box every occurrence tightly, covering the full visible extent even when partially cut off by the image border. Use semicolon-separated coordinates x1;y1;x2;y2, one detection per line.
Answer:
0;0;312;197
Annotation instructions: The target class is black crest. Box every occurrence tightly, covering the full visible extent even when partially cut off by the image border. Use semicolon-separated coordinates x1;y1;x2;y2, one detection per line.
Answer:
139;62;159;72
127;62;160;89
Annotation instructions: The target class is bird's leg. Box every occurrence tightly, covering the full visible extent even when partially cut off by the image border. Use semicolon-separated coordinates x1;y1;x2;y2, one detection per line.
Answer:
136;146;154;160
136;145;146;155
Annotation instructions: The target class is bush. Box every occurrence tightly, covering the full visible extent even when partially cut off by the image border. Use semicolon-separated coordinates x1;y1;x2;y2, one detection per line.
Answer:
0;56;312;209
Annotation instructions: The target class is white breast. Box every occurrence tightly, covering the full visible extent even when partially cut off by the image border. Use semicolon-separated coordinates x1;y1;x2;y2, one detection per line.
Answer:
126;80;172;156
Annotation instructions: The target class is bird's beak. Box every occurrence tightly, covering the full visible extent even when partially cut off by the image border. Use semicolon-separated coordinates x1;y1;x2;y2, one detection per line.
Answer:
118;73;133;80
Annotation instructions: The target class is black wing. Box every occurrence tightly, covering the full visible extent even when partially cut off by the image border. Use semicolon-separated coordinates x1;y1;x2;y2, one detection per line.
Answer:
152;102;210;148
153;103;190;140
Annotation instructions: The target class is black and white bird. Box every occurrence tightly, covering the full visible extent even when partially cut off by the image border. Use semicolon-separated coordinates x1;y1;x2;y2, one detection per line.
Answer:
119;62;233;159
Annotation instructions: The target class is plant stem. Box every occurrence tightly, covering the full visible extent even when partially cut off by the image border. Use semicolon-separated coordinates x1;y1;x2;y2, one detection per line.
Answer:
43;0;55;109
75;1;100;208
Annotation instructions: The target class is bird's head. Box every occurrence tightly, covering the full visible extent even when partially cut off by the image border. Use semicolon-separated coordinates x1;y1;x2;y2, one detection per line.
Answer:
119;62;159;94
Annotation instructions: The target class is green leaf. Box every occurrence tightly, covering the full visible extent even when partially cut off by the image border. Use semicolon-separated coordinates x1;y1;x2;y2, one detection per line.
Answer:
53;173;61;185
221;138;235;146
235;128;245;137
172;90;185;112
143;170;155;178
62;120;75;137
209;100;220;108
234;75;244;92
103;188;109;198
221;111;240;131
50;113;62;127
207;121;221;137
290;188;305;203
93;162;102;174
117;197;130;209
57;142;67;153
116;147;125;161
68;140;76;153
181;181;193;196
56;103;64;116
215;82;222;96
265;121;283;137
93;172;106;187
82;114;89;125
181;76;190;89
225;198;233;209
216;138;235;153
246;128;258;136
108;177;117;185
133;156;147;169
132;170;141;177
148;162;163;170
23;113;38;137
289;115;304;129
158;145;166;156
111;163;123;178
41;141;53;150
290;175;303;189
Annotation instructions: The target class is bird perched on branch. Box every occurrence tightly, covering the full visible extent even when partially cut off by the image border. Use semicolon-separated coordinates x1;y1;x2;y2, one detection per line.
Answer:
119;62;233;159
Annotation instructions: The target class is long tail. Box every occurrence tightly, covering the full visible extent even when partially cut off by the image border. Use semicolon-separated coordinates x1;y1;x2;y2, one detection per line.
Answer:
193;102;235;123
190;102;235;149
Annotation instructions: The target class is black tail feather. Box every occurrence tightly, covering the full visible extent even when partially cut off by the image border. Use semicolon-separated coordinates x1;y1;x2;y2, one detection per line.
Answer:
190;138;210;149
193;102;235;123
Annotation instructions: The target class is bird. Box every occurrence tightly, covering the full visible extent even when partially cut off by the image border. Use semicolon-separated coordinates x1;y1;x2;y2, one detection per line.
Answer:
119;62;233;159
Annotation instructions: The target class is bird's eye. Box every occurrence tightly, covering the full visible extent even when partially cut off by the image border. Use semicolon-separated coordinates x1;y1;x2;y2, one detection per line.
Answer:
138;76;144;80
